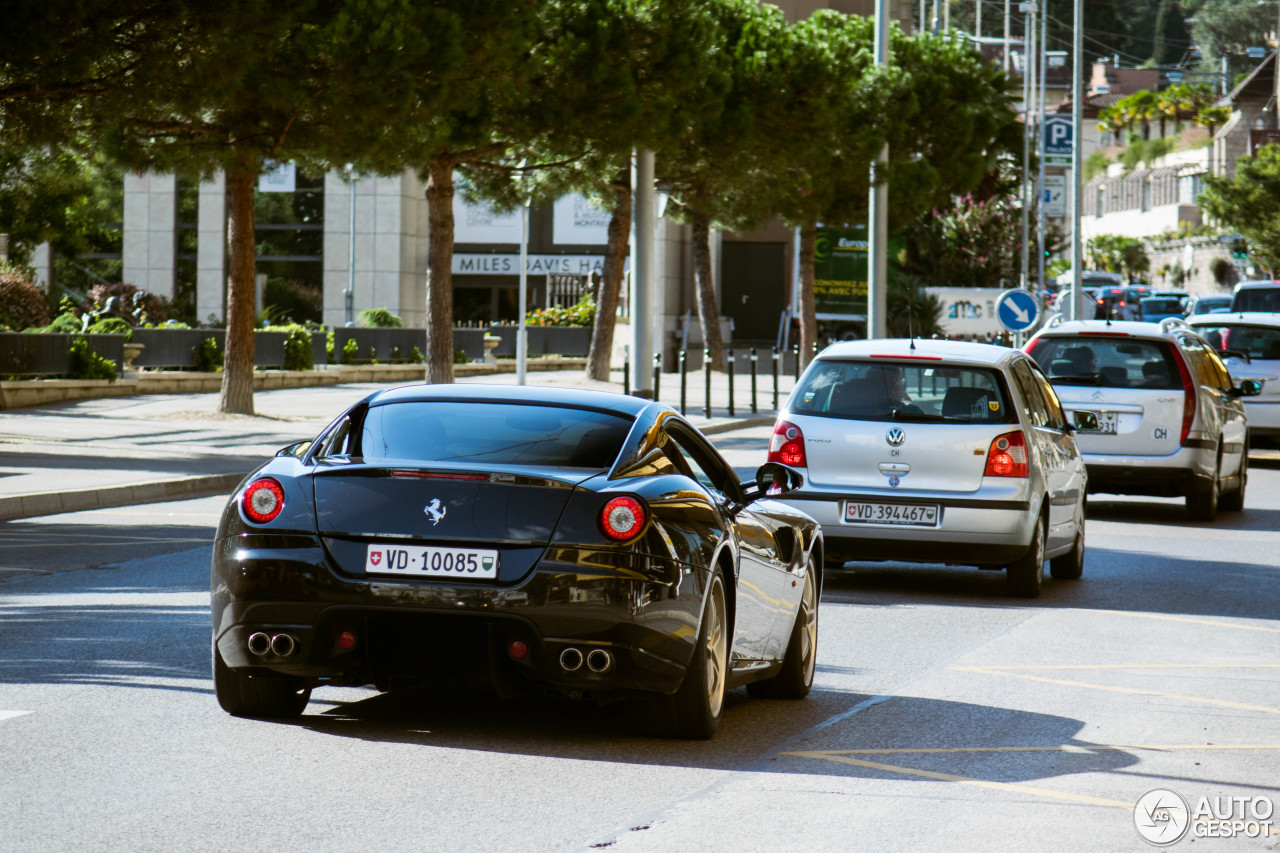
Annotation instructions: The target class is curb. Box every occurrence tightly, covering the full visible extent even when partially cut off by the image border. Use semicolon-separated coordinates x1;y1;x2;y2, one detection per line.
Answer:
0;473;247;522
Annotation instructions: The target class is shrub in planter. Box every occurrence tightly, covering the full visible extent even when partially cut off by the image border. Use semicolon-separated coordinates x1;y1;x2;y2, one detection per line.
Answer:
192;336;223;372
525;294;595;327
88;317;133;340
359;307;403;327
0;267;52;330
68;336;117;382
269;323;313;371
341;338;359;364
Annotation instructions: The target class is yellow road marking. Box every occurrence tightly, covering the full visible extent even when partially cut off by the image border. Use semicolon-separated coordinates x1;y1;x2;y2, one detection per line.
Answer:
805;743;1280;755
955;664;1280;714
785;744;1280;830
1077;609;1280;634
783;750;1133;808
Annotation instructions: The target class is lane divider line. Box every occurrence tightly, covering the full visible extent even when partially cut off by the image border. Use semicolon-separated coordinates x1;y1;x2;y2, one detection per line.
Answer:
955;665;1280;714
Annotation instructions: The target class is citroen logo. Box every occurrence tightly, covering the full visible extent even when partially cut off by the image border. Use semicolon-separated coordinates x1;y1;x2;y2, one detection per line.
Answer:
886;427;906;447
1091;390;1105;401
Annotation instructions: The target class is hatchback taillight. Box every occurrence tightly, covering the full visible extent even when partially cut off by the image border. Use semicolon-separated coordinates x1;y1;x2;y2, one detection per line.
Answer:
768;420;807;467
242;478;285;523
1172;349;1196;445
984;431;1029;478
601;496;646;541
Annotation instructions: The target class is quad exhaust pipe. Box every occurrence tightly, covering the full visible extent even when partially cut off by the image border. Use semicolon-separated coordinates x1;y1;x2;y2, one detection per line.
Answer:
247;632;298;658
558;647;613;674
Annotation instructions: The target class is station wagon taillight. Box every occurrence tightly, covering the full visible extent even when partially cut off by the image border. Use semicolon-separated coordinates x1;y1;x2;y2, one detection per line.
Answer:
768;421;807;468
242;478;285;523
1172;349;1196;445
984;432;1029;478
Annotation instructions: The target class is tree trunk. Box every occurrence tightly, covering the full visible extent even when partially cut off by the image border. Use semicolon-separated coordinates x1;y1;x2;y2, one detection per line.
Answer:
219;168;256;415
798;220;818;370
585;171;631;382
424;158;456;384
691;211;724;372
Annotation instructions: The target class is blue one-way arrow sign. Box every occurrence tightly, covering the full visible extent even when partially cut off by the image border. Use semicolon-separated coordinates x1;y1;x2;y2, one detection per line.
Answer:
997;289;1040;332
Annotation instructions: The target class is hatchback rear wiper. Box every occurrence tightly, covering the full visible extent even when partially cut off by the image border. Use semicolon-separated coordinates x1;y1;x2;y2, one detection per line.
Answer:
1050;373;1101;385
890;408;946;422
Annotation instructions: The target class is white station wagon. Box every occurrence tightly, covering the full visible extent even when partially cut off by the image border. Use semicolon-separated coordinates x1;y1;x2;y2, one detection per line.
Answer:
766;339;1092;597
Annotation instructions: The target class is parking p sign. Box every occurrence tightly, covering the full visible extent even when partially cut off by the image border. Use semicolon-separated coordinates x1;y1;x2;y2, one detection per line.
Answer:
1044;116;1073;156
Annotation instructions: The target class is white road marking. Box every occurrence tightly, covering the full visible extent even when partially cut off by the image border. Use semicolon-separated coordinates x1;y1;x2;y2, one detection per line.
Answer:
0;711;31;723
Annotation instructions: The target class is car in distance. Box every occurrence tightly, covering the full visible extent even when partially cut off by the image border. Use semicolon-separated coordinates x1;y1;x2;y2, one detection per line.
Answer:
765;339;1092;598
1231;280;1280;313
1026;317;1260;521
211;384;823;739
1185;293;1233;316
1095;284;1152;321
1187;312;1280;443
1139;296;1187;323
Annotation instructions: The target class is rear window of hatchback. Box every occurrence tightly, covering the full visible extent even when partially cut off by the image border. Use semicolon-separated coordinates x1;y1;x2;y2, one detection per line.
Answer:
790;360;1015;423
1029;336;1182;389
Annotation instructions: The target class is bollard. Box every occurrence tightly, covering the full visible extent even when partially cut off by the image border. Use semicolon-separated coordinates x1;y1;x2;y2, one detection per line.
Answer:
727;349;735;417
772;346;780;411
750;347;758;414
653;352;661;401
792;344;800;382
704;348;711;419
679;349;687;415
623;346;630;396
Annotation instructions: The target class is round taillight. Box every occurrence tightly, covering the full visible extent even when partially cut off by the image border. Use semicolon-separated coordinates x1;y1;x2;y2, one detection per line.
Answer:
508;640;528;660
601;496;646;541
242;478;285;523
336;630;358;651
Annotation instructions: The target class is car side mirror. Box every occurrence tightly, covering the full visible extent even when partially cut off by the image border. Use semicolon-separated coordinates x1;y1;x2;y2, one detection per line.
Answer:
1231;379;1263;398
1071;410;1099;432
750;462;804;500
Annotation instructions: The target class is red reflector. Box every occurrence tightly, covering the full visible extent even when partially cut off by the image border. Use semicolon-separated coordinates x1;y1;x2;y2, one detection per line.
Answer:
336;631;358;651
391;471;488;480
508;640;528;660
242;478;285;523
601;496;646;540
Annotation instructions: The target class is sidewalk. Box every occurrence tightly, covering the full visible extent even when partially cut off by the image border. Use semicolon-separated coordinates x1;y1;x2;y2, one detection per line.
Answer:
0;368;791;521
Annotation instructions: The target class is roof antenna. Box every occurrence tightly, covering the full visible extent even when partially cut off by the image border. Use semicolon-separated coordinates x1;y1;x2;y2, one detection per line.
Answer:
909;314;916;350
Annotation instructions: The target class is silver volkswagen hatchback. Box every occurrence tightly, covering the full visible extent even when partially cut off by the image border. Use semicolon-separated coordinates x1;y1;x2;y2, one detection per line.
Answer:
766;339;1092;597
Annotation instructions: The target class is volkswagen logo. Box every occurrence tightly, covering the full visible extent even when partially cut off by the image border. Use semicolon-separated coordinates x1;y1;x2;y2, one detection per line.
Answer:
886;427;906;447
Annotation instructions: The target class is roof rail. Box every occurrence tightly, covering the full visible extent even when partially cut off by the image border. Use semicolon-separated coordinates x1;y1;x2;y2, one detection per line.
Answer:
1160;317;1190;334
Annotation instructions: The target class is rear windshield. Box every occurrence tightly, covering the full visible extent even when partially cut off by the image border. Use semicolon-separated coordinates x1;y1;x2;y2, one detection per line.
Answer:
790;360;1014;423
1193;323;1280;360
1030;336;1181;389
1141;298;1183;314
357;401;632;468
1232;286;1280;312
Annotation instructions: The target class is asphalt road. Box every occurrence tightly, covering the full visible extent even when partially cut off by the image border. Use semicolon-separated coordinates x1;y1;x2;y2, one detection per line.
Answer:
2;431;1279;851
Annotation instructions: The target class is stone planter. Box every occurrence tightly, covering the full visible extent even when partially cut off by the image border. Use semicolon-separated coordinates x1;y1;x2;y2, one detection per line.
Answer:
122;343;145;373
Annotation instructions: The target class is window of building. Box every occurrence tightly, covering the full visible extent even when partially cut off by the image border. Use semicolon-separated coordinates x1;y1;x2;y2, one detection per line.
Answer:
253;169;324;325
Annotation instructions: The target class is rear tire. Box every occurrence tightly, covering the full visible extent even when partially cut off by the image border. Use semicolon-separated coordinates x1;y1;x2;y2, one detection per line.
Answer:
748;558;818;700
1007;514;1045;598
648;572;728;739
1187;465;1220;522
213;641;311;718
1219;446;1247;512
1049;505;1085;580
